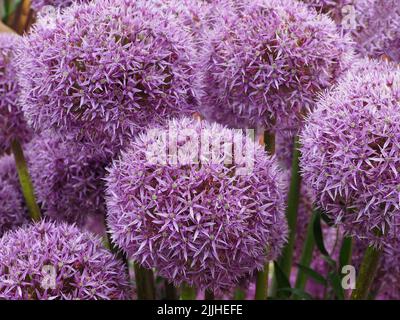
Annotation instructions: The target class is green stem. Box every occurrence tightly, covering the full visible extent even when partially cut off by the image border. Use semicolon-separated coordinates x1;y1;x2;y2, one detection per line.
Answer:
234;288;246;300
134;263;155;300
255;130;275;299
351;245;382;300
277;136;302;278
294;210;317;291
264;131;275;154
180;284;196;300
255;262;269;300
205;289;214;300
164;280;178;300
11;139;41;222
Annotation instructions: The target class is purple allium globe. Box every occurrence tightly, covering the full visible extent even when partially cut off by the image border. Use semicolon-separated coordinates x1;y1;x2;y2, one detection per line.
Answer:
300;59;400;245
0;33;32;155
198;0;353;133
27;133;107;227
0;155;28;236
30;0;90;13
301;0;353;25
106;117;288;292
17;0;198;160
350;0;400;62
0;220;130;300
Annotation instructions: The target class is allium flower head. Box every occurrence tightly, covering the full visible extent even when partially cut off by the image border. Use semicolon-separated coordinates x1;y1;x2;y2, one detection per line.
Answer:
17;0;198;159
300;59;400;245
0;155;28;236
198;0;353;133
30;0;89;12
350;0;400;62
28;133;107;227
0;33;32;155
0;220;130;300
106;117;288;292
301;0;354;25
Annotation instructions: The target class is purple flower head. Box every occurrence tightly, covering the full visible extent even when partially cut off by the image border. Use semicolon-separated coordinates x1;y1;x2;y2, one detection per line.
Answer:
350;0;400;62
198;0;354;133
106;117;288;292
0;220;130;300
30;0;89;12
0;33;32;155
301;0;354;25
27;132;107;227
0;155;28;236
17;0;199;160
300;58;400;245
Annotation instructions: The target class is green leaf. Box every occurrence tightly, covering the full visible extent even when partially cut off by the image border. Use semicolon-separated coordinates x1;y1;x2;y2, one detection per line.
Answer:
277;288;313;300
273;261;291;298
313;211;329;256
2;0;22;21
296;264;327;286
339;237;353;270
328;272;345;300
320;210;335;227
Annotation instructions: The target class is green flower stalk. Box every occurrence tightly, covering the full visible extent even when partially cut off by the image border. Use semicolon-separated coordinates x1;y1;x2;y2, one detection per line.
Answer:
10;139;41;222
277;137;302;279
351;245;382;300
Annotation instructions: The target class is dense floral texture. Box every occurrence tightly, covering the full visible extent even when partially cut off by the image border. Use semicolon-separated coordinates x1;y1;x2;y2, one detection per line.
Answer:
0;220;130;299
17;0;198;160
106;117;288;292
350;0;400;62
198;0;353;133
0;33;32;155
27;133;107;227
0;155;28;236
30;0;91;12
303;0;400;62
300;59;400;245
301;0;354;25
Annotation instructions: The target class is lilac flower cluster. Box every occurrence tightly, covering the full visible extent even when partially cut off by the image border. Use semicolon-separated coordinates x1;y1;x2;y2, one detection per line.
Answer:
27;133;107;228
0;220;130;299
0;155;28;236
0;33;32;155
347;0;400;62
105;117;288;292
198;0;353;133
301;0;353;25
17;0;198;160
300;59;400;245
30;0;89;12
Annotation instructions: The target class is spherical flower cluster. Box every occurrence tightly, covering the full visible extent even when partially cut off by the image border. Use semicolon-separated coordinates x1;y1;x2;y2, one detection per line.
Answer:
300;59;400;245
27;133;107;227
0;155;28;236
0;33;32;155
17;0;198;160
198;0;353;133
30;0;90;12
350;0;400;62
292;185;315;262
301;0;354;25
0;220;130;300
106;117;288;292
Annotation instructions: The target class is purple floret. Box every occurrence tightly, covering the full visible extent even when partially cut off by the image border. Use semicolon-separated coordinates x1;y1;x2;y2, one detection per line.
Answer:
198;0;353;133
300;58;400;246
0;33;32;155
0;220;131;300
17;0;199;160
30;0;90;12
105;117;288;292
27;133;107;228
0;155;28;236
